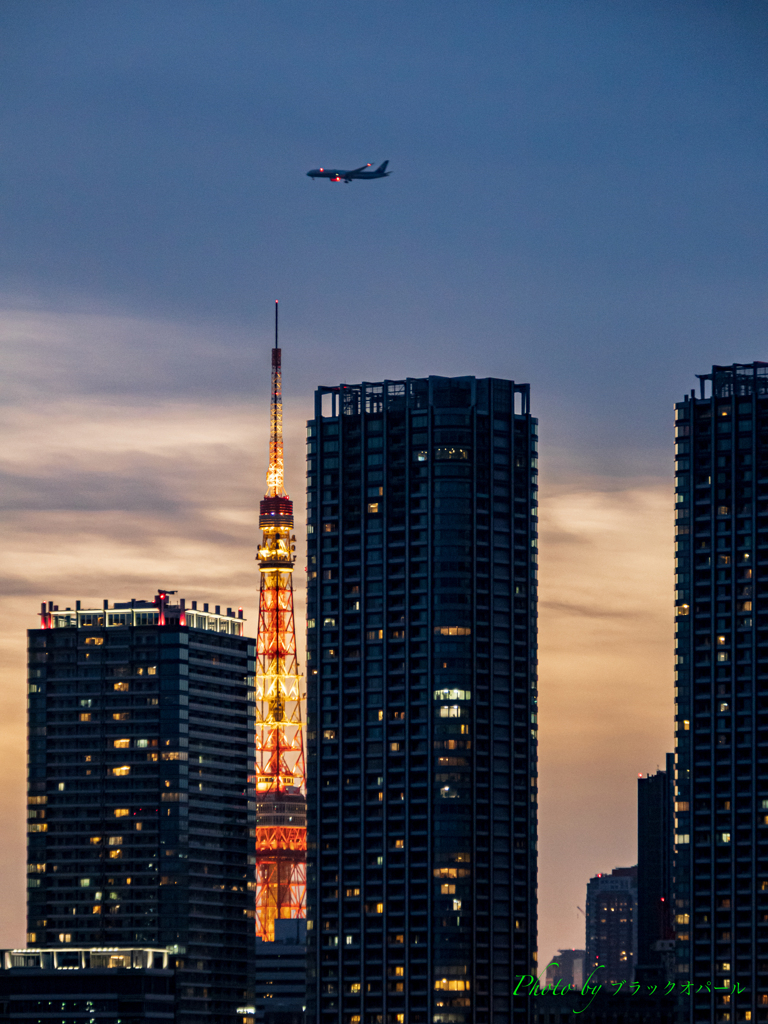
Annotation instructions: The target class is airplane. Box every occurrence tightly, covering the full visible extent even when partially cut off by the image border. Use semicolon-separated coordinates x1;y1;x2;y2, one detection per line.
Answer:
306;160;391;183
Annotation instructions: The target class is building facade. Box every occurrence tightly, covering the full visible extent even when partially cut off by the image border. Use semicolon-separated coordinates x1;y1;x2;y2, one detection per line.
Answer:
0;947;174;1023
544;949;585;991
585;867;637;985
254;919;307;1024
305;375;539;1024
674;362;768;1022
636;755;674;978
27;593;255;1024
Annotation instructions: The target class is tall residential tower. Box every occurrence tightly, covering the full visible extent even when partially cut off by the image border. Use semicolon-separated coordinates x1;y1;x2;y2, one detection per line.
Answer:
27;593;255;1024
674;362;768;1022
305;376;538;1024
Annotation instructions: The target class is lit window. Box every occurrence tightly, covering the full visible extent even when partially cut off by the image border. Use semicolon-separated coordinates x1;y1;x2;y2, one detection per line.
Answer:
394;839;404;849
78;713;91;722
438;706;463;719
323;729;336;740
434;627;471;636
434;979;470;992
323;616;336;627
453;898;462;911
717;652;729;662
90;836;101;845
433;688;471;701
136;739;149;748
147;666;157;675
721;832;731;844
441;883;456;895
682;720;690;731
112;713;130;721
345;887;360;897
79;878;90;887
349;983;361;994
675;801;690;812
719;702;730;713
345;936;353;945
367;502;379;514
113;682;129;692
110;766;130;776
84;637;104;646
434;447;469;461
113;739;130;748
108;849;122;859
108;836;122;846
366;629;383;640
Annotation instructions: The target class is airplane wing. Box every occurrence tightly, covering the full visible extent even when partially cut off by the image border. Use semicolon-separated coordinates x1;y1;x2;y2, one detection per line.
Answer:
345;164;372;178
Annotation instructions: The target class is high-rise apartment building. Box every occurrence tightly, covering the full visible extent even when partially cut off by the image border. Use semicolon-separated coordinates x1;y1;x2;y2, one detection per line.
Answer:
674;362;768;1021
636;755;674;978
27;592;255;1024
305;375;539;1024
584;867;637;985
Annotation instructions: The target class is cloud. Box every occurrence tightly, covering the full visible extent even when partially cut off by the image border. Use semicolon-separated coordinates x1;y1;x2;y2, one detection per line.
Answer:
0;303;675;967
0;310;312;946
536;475;674;970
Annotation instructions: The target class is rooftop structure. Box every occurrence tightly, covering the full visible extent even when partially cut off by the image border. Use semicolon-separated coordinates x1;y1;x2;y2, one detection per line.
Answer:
0;946;174;1022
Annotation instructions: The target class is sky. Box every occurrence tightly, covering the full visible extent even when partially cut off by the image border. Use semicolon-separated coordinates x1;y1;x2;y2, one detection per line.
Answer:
0;0;766;970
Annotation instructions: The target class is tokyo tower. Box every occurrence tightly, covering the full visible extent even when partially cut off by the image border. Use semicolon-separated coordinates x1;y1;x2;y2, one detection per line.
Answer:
254;301;307;941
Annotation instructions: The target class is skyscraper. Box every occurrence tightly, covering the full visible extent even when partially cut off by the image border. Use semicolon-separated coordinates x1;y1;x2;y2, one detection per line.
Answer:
253;303;307;942
27;592;255;1024
304;375;539;1024
674;362;768;1021
636;755;674;979
584;866;637;985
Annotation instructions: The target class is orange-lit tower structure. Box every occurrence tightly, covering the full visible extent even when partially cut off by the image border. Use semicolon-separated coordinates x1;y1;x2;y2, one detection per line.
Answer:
254;301;307;942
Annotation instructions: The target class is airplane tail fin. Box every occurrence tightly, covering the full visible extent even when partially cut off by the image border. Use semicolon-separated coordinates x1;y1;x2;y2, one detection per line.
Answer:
375;160;389;173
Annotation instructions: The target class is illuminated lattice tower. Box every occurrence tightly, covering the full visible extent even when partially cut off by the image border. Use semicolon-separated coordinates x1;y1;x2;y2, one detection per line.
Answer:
254;303;307;942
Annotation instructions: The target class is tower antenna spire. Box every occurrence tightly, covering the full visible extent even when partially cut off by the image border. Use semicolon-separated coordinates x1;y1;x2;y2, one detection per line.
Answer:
266;300;284;497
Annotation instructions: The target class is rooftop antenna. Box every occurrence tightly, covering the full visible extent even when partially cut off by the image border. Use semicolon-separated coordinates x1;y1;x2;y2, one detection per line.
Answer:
266;300;284;497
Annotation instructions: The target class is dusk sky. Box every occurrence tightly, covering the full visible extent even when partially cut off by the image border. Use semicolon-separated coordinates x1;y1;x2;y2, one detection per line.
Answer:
1;1;766;971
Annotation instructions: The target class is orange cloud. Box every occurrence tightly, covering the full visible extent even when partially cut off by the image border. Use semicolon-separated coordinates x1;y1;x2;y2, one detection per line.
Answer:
536;471;674;970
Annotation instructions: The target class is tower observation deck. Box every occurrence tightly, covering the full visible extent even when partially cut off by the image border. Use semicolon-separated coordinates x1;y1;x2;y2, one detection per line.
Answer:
254;303;307;942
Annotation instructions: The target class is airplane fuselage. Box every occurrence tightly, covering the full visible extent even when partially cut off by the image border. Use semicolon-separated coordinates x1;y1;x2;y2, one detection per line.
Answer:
306;161;390;183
